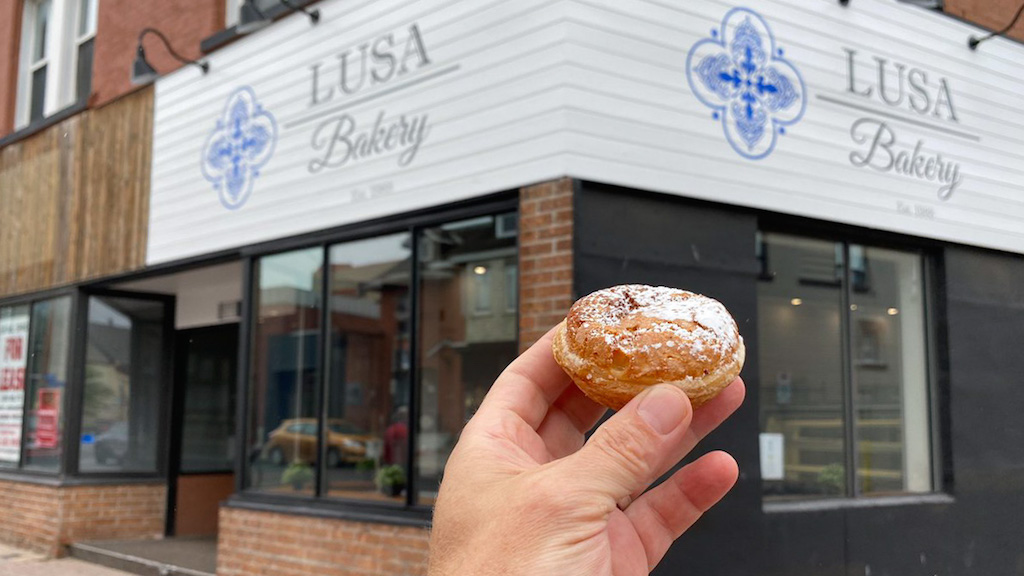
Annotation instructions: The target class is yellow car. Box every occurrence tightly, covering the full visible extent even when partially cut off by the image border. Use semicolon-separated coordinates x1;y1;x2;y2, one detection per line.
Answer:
263;419;375;468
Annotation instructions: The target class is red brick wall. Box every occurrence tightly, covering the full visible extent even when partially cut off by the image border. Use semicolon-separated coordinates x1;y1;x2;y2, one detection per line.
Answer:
518;178;575;352
0;480;62;555
946;0;1024;42
217;507;430;576
0;479;166;557
0;0;23;136
59;484;166;547
90;0;223;107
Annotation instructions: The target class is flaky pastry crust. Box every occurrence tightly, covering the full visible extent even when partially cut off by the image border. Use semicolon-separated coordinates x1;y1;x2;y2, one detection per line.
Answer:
552;285;745;410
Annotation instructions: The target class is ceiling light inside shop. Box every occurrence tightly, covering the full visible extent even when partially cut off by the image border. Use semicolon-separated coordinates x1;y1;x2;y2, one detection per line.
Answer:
474;266;488;275
850;304;859;311
888;308;900;316
790;298;803;306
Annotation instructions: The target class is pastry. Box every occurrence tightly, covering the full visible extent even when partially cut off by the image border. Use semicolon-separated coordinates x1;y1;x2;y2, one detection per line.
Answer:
552;285;744;410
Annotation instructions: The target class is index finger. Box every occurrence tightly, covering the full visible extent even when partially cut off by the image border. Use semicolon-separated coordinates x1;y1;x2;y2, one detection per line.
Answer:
478;324;573;430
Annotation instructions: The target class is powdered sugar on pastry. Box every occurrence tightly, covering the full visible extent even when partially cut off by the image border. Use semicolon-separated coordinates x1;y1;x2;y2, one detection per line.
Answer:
551;285;745;410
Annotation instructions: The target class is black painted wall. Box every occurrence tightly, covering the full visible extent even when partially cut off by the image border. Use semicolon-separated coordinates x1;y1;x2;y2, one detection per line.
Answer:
573;182;1024;576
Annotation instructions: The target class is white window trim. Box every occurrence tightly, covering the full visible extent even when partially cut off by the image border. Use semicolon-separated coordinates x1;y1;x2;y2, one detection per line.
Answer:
15;0;90;129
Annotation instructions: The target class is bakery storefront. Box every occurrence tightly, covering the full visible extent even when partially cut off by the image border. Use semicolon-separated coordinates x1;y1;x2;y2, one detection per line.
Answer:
2;0;1021;573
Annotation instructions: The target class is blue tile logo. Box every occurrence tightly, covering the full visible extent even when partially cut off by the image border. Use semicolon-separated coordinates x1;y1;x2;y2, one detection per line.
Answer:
686;8;806;160
201;87;278;210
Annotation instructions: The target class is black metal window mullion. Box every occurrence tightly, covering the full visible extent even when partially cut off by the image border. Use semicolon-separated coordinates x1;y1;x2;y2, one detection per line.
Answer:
405;225;421;508
235;257;255;493
64;289;89;477
923;253;944;493
839;242;859;498
16;301;38;469
316;244;330;499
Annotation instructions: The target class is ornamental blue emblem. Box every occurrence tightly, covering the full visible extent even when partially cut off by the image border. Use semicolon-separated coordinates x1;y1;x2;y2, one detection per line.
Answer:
201;87;278;210
686;8;806;160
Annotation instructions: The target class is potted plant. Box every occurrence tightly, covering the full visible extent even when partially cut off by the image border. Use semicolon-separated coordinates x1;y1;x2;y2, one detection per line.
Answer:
375;464;406;497
818;463;845;495
282;461;314;491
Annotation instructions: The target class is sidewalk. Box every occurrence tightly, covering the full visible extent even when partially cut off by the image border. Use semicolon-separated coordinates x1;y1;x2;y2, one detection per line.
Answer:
0;543;131;576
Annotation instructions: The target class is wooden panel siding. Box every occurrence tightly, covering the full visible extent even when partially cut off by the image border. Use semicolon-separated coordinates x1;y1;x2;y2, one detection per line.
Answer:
0;87;152;297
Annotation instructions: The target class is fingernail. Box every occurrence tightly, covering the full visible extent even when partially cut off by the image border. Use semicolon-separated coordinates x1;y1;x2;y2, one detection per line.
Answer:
637;385;689;435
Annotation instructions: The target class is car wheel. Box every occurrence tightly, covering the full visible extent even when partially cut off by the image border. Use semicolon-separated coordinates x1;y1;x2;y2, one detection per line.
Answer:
269;447;285;466
326;448;341;469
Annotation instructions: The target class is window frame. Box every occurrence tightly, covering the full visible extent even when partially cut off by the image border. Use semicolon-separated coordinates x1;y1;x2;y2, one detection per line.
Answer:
756;221;947;506
232;194;519;519
67;288;176;480
0;287;76;479
14;0;95;130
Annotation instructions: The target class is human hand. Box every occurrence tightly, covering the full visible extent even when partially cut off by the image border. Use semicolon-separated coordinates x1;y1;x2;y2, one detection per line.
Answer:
427;327;746;575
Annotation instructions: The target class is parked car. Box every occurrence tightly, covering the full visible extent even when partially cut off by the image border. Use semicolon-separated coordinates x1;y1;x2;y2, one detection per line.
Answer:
263;418;376;468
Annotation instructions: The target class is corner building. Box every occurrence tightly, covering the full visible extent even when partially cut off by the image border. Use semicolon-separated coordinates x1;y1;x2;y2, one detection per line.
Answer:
0;1;1023;575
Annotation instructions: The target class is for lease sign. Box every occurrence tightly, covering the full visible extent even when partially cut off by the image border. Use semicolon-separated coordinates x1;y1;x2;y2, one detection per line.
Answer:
0;309;29;464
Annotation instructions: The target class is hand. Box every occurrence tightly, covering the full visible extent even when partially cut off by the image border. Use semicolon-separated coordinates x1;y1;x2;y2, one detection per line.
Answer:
427;327;746;575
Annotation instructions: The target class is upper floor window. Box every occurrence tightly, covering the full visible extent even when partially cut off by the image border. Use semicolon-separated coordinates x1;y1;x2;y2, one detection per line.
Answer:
225;0;281;27
757;232;935;501
15;0;97;129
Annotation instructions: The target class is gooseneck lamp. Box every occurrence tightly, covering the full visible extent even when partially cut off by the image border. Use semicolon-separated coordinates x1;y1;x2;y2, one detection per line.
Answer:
130;28;209;86
237;0;320;35
968;0;1024;50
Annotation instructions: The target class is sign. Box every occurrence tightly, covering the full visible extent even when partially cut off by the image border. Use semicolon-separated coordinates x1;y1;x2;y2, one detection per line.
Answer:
150;0;1024;263
0;308;29;463
759;432;785;481
33;388;61;450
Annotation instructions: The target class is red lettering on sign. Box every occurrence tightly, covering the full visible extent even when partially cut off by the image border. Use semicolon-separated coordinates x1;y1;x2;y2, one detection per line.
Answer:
3;337;23;361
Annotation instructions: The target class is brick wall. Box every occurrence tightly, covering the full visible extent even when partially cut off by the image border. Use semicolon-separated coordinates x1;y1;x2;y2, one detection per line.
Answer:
217;507;431;576
0;0;21;136
945;0;1024;42
0;480;62;555
518;178;575;352
0;479;165;557
91;0;223;108
59;484;166;547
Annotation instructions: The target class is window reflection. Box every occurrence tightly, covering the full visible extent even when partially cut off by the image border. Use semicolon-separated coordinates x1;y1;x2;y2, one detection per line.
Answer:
757;233;932;500
249;248;321;494
80;297;164;473
324;233;412;502
758;234;847;498
23;298;71;472
417;214;518;504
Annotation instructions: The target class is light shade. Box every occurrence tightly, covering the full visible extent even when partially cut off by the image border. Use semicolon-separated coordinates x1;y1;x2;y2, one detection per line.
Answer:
237;1;271;34
895;0;943;7
130;46;159;86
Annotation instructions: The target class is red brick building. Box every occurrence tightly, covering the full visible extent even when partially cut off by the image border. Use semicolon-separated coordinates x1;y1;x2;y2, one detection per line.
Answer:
0;1;1023;575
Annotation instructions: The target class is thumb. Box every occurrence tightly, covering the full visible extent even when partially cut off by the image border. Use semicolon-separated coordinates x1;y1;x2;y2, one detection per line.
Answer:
564;384;693;504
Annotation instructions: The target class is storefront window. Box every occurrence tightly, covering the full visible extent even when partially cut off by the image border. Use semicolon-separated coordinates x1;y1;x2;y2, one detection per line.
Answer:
23;298;71;471
0;306;30;468
248;248;321;494
417;214;518;504
243;211;518;505
757;233;932;500
79;297;165;473
324;233;412;502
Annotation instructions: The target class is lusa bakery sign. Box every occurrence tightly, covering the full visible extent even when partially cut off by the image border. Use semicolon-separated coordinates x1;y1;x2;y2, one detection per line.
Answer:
688;7;977;204
840;49;967;200
200;22;443;211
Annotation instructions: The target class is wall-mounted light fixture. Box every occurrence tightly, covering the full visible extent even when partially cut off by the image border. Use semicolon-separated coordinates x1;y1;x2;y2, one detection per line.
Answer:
238;0;320;35
968;1;1024;50
131;28;209;85
896;0;943;9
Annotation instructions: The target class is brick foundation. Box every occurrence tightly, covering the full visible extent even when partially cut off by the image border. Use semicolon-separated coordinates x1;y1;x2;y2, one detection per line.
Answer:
518;178;575;352
0;479;166;557
217;507;431;576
